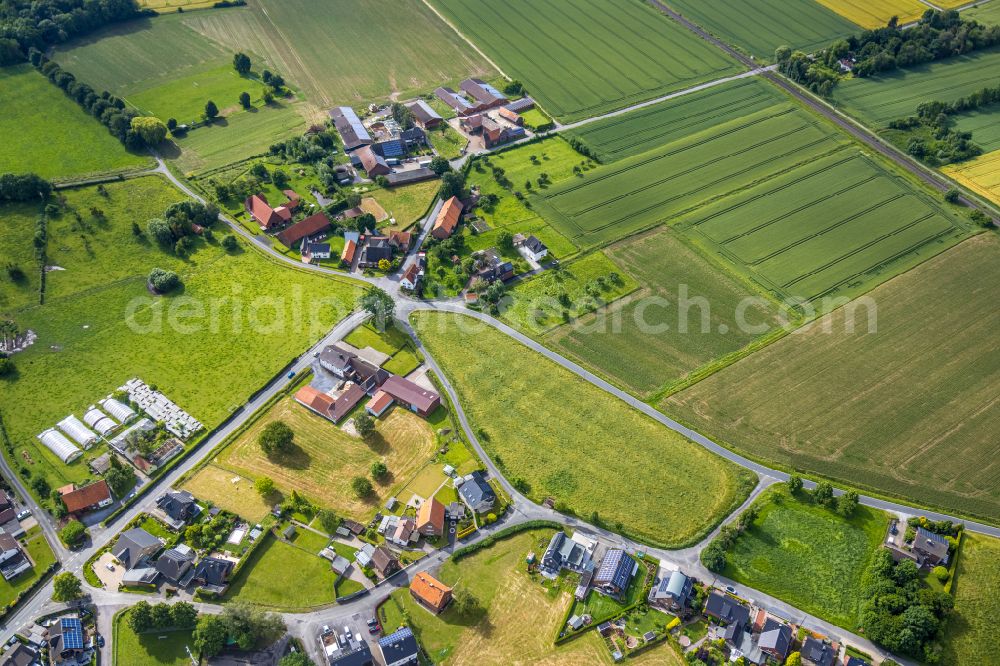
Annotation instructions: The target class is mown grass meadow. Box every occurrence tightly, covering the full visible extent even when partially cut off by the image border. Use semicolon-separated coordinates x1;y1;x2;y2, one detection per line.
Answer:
942;533;1000;665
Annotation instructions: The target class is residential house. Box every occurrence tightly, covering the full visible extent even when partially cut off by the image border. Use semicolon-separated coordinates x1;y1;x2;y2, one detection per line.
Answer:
154;490;198;530
356;145;390;177
374;138;406;161
122;566;158;586
431;196;463;240
593;549;636;598
1;643;38;666
112;528;162;569
472;248;514;283
539;531;593;579
460;78;506;109
244;194;287;231
757;617;793;662
355;543;376;568
370;546;400;579
322;626;373;666
0;494;23;537
482;114;525;148
913;527;950;567
190;556;234;594
366;390;394;417
434;86;475;116
377;627;419;666
307;241;332;260
416;498;445;537
705;591;750;629
801;637;837;666
458;114;484;134
0;533;30;580
457;471;495;513
388;230;412;251
331;384;367;422
47;617;86;665
341;238;358;266
357;236;393;268
155;544;195;584
844;658;870;666
399;262;422;291
410;571;452;614
380;375;440;417
648;569;692;612
329;106;372;151
405;99;442;129
319;344;359;379
277;212;332;248
400;127;427;150
60;480;113;518
516;234;548;262
387;518;418;548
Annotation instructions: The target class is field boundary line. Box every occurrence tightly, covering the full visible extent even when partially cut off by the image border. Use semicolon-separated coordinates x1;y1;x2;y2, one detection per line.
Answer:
418;0;510;87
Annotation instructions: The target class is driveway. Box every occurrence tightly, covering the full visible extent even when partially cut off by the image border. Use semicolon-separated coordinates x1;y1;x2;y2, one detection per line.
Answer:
93;553;123;590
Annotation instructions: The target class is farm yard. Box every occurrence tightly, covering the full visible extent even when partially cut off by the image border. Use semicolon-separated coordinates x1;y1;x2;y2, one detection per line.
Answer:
429;0;741;122
719;486;888;630
547;228;785;398
0;65;151;180
666;234;1000;522
0;176;361;503
678;150;969;304
944;150;1000;205
812;0;929;28
565;77;788;162
665;0;857;60
942;533;1000;665
411;312;757;549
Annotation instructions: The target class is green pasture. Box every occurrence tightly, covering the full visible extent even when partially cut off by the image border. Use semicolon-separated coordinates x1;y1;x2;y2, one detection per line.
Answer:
942;533;1000;665
128;64;270;124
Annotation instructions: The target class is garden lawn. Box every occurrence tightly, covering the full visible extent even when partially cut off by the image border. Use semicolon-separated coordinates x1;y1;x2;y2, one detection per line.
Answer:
0;65;150;180
0;527;56;607
941;533;1000;665
547;228;785;398
212;396;437;521
369;180;440;229
114;608;193;666
225;532;337;609
182;466;272;523
0;176;361;503
666;234;1000;522
380;529;622;665
720;486;887;629
429;0;740;122
427;124;468;160
411;312;756;548
344;323;422;376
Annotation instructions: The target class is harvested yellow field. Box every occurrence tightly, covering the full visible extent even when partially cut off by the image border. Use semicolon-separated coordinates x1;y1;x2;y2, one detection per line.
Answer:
944;149;1000;206
813;0;929;28
139;0;215;13
182;465;273;522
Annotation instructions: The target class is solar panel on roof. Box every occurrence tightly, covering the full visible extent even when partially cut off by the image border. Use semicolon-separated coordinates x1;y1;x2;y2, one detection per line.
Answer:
61;618;84;649
380;141;404;157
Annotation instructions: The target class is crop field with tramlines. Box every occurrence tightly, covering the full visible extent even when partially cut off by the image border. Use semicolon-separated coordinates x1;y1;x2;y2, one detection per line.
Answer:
812;0;928;29
429;0;740;122
536;103;849;248
565;77;788;162
831;48;1000;126
678;151;969;304
944;150;1000;206
666;234;1000;522
666;0;857;60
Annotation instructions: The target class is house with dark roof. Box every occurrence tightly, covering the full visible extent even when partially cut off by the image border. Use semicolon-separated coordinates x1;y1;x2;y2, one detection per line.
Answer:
322;626;373;666
844;657;870;666
190;556;234;594
306;241;332;260
593;550;636;598
377;626;419;666
410;571;452;614
112;528;162;569
155;544;195;584
757;617;792;661
319;343;357;379
504;96;535;113
913;527;950;567
0;494;23;538
154;490;198;530
1;642;38;666
370;546;400;580
48;617;86;665
277;212;332;248
405;99;442;129
0;533;30;581
356;145;390;177
385;168;438;187
705;591;750;629
481;114;525;148
457;471;495;513
472;248;514;283
380;375;440;417
648;569;691;612
431;196;462;240
539;531;593;579
329;106;372;151
801;637;836;666
516;234;548;262
358;236;393;268
60;480;113;517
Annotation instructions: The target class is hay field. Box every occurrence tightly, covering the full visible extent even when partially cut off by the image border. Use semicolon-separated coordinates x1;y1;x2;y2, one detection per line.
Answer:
943;149;1000;205
0;65;150;179
666;0;856;60
430;0;741;122
813;0;929;28
548;228;785;398
942;533;1000;664
411;312;757;548
666;234;1000;521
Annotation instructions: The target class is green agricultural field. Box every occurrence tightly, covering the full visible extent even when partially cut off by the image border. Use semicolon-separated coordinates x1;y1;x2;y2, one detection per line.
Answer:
0;65;150;180
127;64;270;124
665;0;857;61
565;77;788;162
678;150;969;304
225;533;337;609
411;312;757;548
942;533;1000;665
0;527;56;607
114;608;193;666
538;103;848;249
666;234;1000;522
954;108;1000;154
181;0;494;108
548;228;785;398
720;486;888;630
430;0;741;122
0;177;361;503
832;48;1000;126
965;1;1000;25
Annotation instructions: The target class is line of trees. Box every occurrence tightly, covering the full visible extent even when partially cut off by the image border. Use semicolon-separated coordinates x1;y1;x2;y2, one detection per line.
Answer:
127;601;198;633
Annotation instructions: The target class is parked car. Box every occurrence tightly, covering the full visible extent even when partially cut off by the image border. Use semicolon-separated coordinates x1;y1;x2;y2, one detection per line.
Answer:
15;510;30;520
725;586;736;594
105;564;115;572
287;371;295;379
95;634;105;648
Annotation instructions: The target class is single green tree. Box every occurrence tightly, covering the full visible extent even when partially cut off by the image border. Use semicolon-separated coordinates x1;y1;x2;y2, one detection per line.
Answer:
358;287;395;331
193;614;228;658
786;474;803;494
130;116;168;146
127;601;154;632
354;413;376;440
52;572;83;602
239;91;251;109
351;476;373;498
370;461;387;480
428;155;451;175
204;100;219;121
221;235;239;251
171;601;198;628
59;519;87;547
255;476;276;497
233;52;251;75
259;421;294;456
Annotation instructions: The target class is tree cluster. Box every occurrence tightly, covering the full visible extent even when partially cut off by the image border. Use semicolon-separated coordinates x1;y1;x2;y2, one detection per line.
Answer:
104;454;136;497
390;102;415;130
51;572;83;601
58;520;87;547
701;504;760;572
193;601;285;658
185;511;235;550
127;601;198;633
269;127;340;163
148;268;180;293
0;173;52;202
860;549;953;662
146;200;219;255
888;83;1000;165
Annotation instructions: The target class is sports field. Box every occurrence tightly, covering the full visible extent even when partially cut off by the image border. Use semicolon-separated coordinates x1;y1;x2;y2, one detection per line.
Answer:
832;48;1000;126
942;533;1000;665
412;312;757;548
182;0;494;107
943;149;1000;205
565;77;788;162
678;150;968;304
813;0;928;28
0;176;361;503
430;0;741;122
538;103;849;249
666;0;857;60
0;65;150;180
666;234;1000;521
720;486;888;630
547;228;785;398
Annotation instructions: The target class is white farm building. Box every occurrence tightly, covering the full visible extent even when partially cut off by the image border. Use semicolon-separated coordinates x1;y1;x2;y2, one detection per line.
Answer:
99;398;136;423
57;415;97;448
83;406;117;436
37;428;83;463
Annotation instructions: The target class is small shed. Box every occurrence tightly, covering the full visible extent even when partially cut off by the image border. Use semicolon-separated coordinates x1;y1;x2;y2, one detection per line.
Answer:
282;525;297;540
443;464;455;476
568;615;584;630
